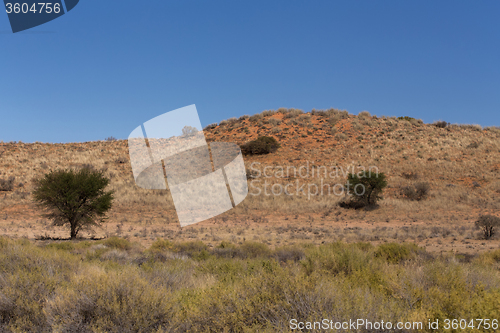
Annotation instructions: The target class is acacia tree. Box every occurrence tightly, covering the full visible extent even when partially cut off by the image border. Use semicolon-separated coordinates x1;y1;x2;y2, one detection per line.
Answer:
33;168;114;239
340;171;388;209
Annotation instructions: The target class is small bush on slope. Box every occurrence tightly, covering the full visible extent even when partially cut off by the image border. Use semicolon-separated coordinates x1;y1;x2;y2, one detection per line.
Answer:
240;136;280;155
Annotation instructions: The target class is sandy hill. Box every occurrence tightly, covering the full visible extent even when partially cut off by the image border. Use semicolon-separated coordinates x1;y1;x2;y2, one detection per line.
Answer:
1;108;499;253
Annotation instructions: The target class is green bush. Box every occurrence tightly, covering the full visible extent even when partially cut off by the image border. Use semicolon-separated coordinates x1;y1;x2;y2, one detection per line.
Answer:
340;171;388;209
241;136;280;155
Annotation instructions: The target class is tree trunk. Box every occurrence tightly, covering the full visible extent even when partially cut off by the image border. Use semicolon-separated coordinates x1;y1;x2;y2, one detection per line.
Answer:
70;223;78;240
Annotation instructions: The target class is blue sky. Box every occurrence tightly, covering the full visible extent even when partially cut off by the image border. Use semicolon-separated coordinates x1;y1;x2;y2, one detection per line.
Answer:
1;1;499;143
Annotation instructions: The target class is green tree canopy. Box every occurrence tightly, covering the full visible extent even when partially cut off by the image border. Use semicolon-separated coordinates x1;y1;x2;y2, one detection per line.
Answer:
341;171;388;209
33;168;114;239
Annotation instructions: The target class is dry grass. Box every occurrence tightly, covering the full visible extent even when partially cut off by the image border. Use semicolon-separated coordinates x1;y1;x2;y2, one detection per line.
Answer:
1;237;500;332
1;109;500;254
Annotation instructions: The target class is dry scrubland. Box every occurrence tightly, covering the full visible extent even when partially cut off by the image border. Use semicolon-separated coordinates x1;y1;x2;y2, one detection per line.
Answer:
1;237;500;332
1;108;500;331
1;108;500;253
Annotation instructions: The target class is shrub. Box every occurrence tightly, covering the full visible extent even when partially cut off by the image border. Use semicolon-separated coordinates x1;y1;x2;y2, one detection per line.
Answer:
358;111;371;118
261;110;277;117
0;176;15;191
328;111;349;126
174;241;210;260
239;242;271;258
149;238;174;252
44;268;173;332
401;171;418;180
397;116;414;121
466;141;480;149
181;125;198;137
340;171;387;209
32;168;114;239
212;243;245;259
241;136;280;155
434;121;449;128
409;118;423;126
266;118;281;126
485;126;500;135
273;246;305;263
245;168;259;180
103;237;132;250
475;215;500;239
400;182;430;201
282;109;304;119
45;242;75;251
335;133;348;141
301;242;375;277
374;243;420;264
115;156;127;164
105;136;117;141
203;123;218;131
311;109;327;117
297;114;311;124
459;124;483;131
249;113;263;122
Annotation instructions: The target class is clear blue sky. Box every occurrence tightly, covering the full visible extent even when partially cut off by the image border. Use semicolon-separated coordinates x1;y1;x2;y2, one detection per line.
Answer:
1;1;499;143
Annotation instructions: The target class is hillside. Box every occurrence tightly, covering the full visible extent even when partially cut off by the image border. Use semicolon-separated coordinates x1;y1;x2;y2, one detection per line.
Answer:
1;108;500;254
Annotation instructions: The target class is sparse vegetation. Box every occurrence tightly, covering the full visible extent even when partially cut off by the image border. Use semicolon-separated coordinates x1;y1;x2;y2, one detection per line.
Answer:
1;107;500;270
2;107;500;331
0;237;499;332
